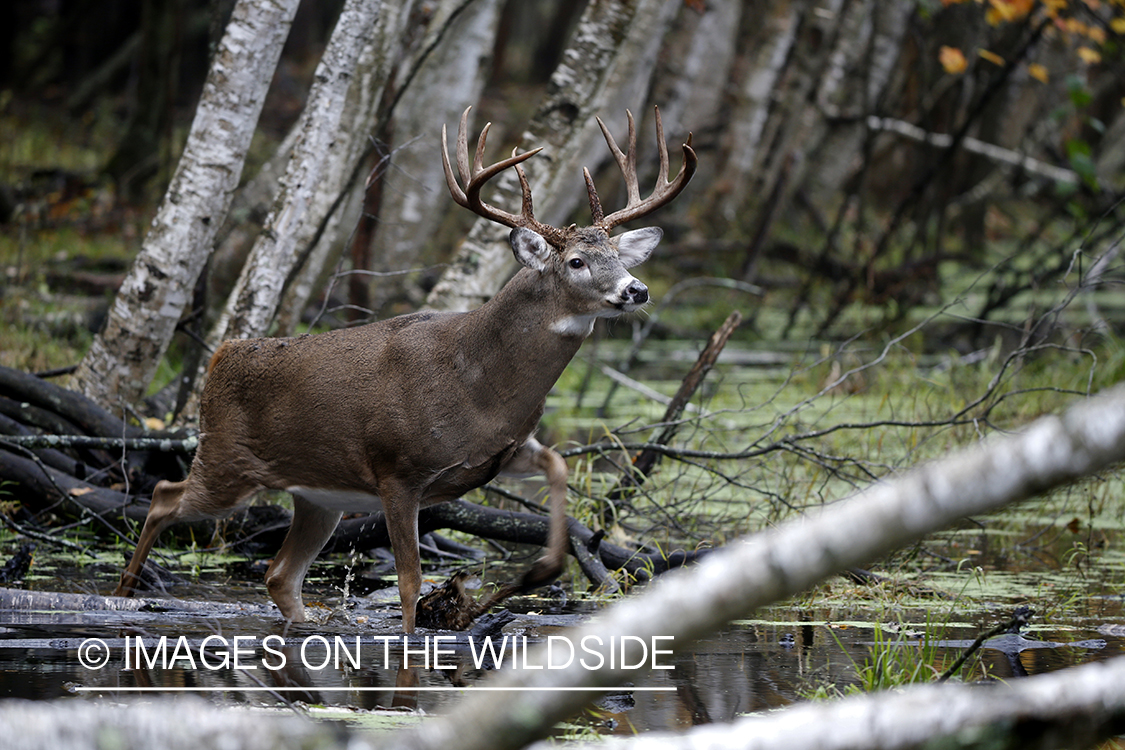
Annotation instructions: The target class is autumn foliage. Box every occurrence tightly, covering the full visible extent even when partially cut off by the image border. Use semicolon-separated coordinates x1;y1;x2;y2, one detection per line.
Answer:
940;0;1124;78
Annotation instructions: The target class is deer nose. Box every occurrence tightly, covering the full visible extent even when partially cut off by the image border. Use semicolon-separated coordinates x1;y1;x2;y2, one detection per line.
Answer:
622;280;649;305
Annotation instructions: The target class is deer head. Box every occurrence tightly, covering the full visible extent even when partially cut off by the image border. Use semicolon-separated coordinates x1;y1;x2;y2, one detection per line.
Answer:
441;106;696;334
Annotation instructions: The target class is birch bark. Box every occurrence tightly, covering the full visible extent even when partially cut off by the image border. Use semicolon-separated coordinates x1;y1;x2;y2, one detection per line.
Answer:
532;655;1125;750
272;0;495;333
272;0;420;336
207;0;383;343
71;0;301;413
711;0;809;230
362;0;503;315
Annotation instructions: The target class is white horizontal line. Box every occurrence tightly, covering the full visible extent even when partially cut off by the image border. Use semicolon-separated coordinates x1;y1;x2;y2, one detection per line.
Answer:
73;686;675;693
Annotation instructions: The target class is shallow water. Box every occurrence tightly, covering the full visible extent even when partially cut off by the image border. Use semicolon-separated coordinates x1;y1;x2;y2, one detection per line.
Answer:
1;546;1123;736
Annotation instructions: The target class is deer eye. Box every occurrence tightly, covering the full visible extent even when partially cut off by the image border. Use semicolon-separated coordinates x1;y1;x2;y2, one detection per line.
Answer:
568;257;586;270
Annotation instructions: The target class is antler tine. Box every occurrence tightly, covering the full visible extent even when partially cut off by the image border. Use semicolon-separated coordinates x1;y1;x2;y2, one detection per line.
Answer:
594;111;641;206
583;167;604;226
442;107;556;234
441;122;468;208
457;107;474;190
473;121;490;179
512;152;535;223
654;105;670;187
591;105;698;232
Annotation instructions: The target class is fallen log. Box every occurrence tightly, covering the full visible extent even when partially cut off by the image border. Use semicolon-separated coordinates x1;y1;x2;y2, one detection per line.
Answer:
330;499;707;583
0;365;140;439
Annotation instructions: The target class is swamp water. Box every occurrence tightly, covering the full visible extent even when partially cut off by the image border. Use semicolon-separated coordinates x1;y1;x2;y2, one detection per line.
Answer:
3;339;1125;737
1;550;1123;737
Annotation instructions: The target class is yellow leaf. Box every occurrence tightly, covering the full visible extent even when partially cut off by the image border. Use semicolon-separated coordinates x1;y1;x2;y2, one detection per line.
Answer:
987;0;1033;24
144;417;166;431
1028;62;1049;82
940;45;968;74
978;48;1006;66
1111;16;1125;33
1077;46;1103;63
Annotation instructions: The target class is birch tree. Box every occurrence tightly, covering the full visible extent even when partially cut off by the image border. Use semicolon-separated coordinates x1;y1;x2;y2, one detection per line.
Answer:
273;0;503;333
206;0;382;344
70;0;302;413
362;0;504;315
6;656;1125;748
272;0;422;336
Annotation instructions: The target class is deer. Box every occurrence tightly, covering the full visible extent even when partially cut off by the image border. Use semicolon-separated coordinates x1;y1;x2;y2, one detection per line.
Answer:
113;106;696;632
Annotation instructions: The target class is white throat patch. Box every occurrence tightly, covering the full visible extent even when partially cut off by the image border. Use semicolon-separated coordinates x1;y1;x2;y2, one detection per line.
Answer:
550;314;597;337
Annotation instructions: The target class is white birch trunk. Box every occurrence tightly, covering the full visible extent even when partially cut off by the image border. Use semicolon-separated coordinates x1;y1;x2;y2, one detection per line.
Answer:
362;0;503;314
425;0;680;313
208;0;383;343
801;0;917;206
6;655;1125;748
712;0;808;229
205;119;303;324
384;382;1125;750
273;0;492;333
649;1;742;133
272;0;421;336
70;0;301;412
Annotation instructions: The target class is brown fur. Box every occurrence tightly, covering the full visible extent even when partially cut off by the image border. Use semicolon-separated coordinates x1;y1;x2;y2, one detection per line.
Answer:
114;229;659;632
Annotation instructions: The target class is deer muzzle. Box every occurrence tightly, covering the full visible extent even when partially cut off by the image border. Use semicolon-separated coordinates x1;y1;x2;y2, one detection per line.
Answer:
620;279;649;308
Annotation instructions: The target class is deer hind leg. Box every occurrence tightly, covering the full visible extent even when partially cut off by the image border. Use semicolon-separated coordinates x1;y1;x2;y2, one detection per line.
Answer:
503;437;569;591
264;495;342;623
114;479;189;598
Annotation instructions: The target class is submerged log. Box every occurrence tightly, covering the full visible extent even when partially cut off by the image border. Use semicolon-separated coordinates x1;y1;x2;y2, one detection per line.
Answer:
330;499;707;584
0;586;266;615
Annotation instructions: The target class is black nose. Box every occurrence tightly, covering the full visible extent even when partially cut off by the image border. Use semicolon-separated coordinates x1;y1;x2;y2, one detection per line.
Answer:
623;281;649;305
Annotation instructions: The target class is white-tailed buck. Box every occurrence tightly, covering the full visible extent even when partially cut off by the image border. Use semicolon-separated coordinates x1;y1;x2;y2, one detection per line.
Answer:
114;107;696;632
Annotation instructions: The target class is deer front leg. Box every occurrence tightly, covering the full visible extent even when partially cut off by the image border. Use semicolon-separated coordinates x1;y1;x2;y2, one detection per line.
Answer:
383;496;423;632
264;495;342;622
503;437;569;590
114;479;188;598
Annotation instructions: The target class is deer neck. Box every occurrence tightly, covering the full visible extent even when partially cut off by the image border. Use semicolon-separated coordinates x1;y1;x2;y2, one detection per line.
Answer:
459;267;585;403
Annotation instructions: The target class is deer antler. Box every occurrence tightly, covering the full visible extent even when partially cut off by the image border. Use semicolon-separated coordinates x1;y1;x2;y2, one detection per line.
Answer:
585;106;697;232
442;107;571;248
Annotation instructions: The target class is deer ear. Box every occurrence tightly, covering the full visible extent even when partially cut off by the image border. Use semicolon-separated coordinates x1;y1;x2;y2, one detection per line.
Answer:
509;228;553;272
615;227;662;268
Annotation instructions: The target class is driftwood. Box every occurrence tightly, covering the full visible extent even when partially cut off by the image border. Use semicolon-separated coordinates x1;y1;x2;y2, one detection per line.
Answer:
0;585;264;615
